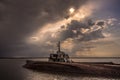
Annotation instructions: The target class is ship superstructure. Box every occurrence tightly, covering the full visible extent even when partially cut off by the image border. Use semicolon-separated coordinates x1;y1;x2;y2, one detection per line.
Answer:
48;41;70;62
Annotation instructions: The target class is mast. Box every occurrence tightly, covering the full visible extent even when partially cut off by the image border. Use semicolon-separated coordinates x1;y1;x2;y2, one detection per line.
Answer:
57;41;61;52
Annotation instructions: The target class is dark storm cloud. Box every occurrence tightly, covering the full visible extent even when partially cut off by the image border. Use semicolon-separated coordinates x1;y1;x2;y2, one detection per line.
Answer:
96;21;105;28
80;29;105;41
60;19;105;42
58;19;107;56
60;20;90;40
97;21;104;26
0;0;88;56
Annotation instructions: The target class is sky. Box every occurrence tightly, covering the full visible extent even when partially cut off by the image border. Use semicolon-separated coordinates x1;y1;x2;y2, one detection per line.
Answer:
0;0;120;57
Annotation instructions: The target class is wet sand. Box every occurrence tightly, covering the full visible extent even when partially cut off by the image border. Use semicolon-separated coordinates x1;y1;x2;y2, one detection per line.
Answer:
24;60;120;78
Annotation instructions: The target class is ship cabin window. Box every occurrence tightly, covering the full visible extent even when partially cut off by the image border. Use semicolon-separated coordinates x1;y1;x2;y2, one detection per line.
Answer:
50;54;57;58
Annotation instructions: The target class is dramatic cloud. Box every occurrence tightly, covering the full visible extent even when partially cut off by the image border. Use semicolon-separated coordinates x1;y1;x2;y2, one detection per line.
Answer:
0;0;120;57
0;0;88;56
57;17;119;56
60;19;105;41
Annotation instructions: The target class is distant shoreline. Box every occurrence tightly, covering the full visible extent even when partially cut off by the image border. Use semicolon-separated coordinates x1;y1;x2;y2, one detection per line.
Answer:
0;57;120;59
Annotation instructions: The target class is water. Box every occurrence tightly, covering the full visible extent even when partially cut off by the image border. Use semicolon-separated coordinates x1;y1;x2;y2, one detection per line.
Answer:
0;59;120;80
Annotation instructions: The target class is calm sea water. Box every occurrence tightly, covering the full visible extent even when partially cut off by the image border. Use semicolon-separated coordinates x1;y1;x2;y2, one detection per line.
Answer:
0;59;120;80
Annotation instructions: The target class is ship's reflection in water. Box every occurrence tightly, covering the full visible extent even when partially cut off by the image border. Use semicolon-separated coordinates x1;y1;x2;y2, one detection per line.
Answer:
0;59;120;80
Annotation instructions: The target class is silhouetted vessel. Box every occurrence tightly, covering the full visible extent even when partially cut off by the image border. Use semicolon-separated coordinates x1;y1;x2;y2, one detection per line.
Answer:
24;41;120;78
48;41;71;62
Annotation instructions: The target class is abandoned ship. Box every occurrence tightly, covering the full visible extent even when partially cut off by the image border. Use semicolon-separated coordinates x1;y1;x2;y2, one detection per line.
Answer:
24;41;120;78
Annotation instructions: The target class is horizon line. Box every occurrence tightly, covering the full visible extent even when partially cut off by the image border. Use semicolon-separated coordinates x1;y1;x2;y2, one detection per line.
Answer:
0;57;120;59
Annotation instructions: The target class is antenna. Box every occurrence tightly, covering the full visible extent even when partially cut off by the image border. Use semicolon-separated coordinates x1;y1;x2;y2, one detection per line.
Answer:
57;41;61;52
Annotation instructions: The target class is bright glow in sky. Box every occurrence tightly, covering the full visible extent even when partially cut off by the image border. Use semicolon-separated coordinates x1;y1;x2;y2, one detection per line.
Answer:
69;7;75;14
33;2;95;41
8;0;119;57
